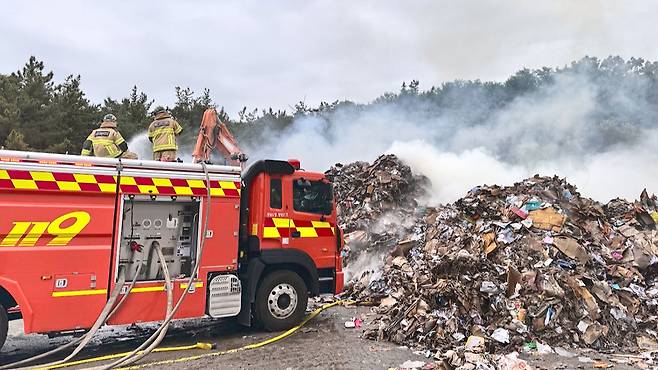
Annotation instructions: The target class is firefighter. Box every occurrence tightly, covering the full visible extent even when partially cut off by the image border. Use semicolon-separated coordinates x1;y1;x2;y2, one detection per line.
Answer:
81;114;138;159
148;107;182;161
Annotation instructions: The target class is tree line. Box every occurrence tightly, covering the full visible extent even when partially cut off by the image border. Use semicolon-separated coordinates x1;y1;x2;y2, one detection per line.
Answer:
1;55;657;154
0;57;225;154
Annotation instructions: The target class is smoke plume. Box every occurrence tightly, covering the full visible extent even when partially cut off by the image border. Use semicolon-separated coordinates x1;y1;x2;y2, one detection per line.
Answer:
246;60;658;204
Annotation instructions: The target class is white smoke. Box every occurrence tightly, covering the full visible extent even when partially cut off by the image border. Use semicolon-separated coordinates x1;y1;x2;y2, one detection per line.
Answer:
127;131;195;163
389;141;526;204
247;69;658;204
343;212;418;281
126;62;658;204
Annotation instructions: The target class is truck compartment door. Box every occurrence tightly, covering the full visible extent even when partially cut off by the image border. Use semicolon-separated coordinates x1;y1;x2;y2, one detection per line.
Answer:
285;177;336;269
52;273;102;298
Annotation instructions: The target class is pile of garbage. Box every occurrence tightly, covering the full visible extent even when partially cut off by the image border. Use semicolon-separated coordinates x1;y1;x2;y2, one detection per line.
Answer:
391;352;533;370
342;175;657;355
325;154;428;266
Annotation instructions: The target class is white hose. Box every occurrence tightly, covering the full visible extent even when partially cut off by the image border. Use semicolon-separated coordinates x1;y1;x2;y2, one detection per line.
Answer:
7;269;127;370
1;163;130;370
107;200;145;319
86;162;213;369
6;243;147;370
107;259;143;319
94;242;173;370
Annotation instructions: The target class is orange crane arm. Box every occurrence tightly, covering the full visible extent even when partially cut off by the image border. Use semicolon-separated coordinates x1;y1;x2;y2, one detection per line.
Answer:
192;108;248;166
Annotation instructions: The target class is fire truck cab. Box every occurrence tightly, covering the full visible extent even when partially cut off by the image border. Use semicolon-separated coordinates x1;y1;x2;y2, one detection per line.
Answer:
0;150;344;352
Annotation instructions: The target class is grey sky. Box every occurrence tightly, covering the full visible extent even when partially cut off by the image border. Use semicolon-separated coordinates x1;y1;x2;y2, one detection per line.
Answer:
2;1;657;115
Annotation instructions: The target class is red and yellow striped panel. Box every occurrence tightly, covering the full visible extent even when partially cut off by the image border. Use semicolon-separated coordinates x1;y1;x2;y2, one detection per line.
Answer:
0;169;240;197
263;217;335;238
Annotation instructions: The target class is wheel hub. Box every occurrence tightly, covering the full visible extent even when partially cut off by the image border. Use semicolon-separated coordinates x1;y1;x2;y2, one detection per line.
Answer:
268;283;298;319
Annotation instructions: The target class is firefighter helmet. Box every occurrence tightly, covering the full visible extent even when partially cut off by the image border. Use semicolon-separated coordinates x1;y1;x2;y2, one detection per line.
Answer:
152;106;167;116
103;114;117;122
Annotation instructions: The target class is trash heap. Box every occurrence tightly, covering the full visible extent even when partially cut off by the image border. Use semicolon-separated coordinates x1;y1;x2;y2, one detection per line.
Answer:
325;154;428;267
348;175;658;356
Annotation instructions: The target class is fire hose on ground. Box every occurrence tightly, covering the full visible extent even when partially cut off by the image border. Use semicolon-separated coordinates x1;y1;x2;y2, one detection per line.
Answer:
88;162;214;369
0;270;128;370
29;299;355;370
8;241;172;370
0;162;138;370
92;242;174;370
3;240;148;370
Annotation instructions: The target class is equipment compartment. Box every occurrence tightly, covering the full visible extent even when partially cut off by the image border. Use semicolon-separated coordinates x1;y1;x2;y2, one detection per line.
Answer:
119;196;200;281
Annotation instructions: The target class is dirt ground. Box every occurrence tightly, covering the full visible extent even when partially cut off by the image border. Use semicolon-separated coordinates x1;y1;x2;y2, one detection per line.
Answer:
0;305;649;369
1;305;428;369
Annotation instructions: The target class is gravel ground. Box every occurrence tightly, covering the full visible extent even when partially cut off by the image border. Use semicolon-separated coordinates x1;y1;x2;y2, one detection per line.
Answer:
1;305;427;369
1;306;650;369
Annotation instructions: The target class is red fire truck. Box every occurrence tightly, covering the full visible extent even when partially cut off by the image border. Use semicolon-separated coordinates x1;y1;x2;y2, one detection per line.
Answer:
0;149;344;352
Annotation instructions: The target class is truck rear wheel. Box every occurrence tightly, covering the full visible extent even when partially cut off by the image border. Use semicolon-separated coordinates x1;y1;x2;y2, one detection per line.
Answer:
255;270;308;331
0;304;8;352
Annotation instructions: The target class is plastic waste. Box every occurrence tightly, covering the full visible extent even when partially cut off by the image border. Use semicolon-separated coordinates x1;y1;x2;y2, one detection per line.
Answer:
492;328;510;343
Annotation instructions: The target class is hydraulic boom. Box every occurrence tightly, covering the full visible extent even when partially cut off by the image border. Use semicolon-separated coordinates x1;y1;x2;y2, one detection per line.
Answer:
192;108;248;167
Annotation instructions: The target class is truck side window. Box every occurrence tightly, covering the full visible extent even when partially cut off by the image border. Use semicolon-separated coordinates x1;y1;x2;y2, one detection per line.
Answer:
270;178;282;209
293;179;333;215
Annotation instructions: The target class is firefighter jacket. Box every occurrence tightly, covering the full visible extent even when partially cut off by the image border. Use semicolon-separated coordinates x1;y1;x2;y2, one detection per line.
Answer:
81;122;129;158
148;113;183;153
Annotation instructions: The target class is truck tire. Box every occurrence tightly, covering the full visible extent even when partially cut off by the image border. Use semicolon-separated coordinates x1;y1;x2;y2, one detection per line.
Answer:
255;270;308;331
0;304;8;352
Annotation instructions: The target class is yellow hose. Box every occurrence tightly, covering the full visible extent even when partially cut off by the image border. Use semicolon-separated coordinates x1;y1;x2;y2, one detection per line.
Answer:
121;299;351;370
30;299;352;370
30;343;214;370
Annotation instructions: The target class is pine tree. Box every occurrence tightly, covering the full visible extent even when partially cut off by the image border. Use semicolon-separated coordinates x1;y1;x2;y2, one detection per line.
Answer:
46;138;73;154
50;75;99;153
102;86;153;140
0;74;21;144
4;129;30;151
15;56;56;149
171;87;216;143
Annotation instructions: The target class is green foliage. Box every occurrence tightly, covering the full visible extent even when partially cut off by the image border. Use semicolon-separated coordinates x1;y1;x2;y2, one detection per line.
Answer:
102;85;153;140
0;73;21;142
3;129;30;151
2;55;658;156
169;87;216;143
0;57;101;153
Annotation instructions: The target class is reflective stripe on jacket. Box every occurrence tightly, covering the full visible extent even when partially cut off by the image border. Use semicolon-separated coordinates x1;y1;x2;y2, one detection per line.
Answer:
148;115;182;152
81;122;127;158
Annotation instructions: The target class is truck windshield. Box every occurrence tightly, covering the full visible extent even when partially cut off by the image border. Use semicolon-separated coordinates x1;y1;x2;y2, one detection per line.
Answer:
293;179;333;215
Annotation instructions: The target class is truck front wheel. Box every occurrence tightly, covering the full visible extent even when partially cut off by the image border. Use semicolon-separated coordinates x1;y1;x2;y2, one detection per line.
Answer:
255;270;308;331
0;304;8;352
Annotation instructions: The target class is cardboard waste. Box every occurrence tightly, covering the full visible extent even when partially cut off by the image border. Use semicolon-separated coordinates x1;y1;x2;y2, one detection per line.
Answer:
332;159;658;359
325;154;428;266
